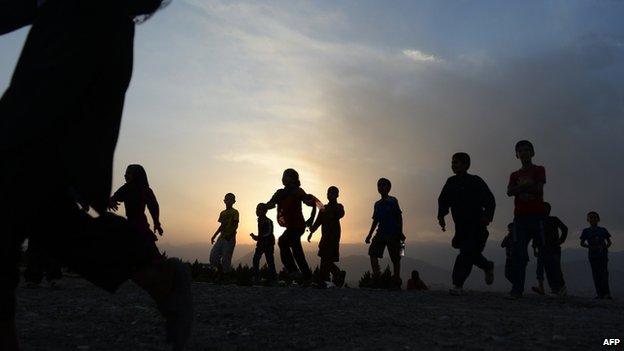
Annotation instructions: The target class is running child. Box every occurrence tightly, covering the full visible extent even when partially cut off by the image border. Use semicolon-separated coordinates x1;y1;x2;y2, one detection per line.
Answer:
266;169;322;282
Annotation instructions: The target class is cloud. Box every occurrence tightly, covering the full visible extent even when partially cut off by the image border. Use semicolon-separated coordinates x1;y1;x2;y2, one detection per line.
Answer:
114;0;624;246
402;49;439;63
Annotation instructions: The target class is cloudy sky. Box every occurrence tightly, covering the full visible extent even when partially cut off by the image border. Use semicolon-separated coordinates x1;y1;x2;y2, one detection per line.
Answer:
1;0;623;249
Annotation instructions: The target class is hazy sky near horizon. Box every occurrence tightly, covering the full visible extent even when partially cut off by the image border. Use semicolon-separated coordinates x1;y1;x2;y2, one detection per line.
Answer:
1;1;623;249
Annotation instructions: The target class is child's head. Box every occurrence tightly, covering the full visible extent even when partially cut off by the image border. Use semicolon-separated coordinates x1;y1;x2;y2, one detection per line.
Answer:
411;270;420;280
125;164;149;187
515;140;535;162
451;152;471;174
587;211;600;226
377;178;391;196
282;168;301;188
543;202;551;215
256;203;268;217
507;222;514;233
327;186;339;201
224;193;236;207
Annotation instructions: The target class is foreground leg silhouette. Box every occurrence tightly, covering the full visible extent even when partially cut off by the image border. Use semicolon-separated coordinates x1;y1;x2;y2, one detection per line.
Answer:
0;1;190;350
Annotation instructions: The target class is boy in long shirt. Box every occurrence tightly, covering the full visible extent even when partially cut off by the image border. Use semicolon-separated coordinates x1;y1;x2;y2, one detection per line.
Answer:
438;152;496;295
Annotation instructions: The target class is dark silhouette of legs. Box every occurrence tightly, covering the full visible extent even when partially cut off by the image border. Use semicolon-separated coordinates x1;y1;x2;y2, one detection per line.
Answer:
370;257;381;277
452;225;492;288
590;257;610;297
511;215;544;295
264;250;277;280
278;228;310;279
252;247;263;279
278;232;298;274
542;247;564;293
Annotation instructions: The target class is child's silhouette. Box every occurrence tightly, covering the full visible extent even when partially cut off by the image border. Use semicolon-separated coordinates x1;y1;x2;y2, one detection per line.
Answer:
365;178;404;289
250;203;277;283
406;270;428;291
580;211;612;299
506;140;547;299
210;193;239;273
308;186;347;288
109;165;163;259
266;169;322;283
438;152;495;296
531;202;567;296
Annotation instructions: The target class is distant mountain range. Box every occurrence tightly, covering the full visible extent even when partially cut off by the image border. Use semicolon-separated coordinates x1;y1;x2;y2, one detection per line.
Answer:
160;241;623;296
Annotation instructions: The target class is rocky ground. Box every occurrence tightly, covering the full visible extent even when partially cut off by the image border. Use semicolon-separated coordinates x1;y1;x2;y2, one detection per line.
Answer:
16;277;623;350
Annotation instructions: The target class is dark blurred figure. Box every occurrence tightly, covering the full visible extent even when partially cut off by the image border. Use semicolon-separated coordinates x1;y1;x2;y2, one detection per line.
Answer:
531;202;567;296
438;153;495;296
0;1;191;350
110;164;164;260
23;238;63;289
580;211;612;300
309;186;346;288
406;270;428;291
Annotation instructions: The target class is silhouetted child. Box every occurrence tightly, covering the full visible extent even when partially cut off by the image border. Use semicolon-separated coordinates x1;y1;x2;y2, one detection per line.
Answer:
506;140;547;299
210;193;239;272
250;203;277;283
365;178;404;288
266;169;322;282
438;152;496;295
501;223;514;285
110;164;163;259
580;211;612;299
309;186;346;288
531;202;567;296
406;270;428;291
